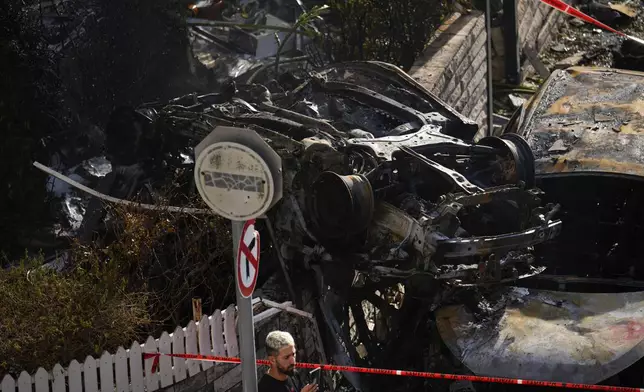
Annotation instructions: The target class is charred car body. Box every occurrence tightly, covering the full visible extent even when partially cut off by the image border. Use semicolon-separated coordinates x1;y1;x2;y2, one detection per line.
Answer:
24;0;644;386
436;66;644;388
504;66;644;285
113;61;562;287
97;61;565;390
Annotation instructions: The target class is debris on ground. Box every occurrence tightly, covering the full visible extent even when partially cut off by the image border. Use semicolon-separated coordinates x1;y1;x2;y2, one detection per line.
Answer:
548;139;569;154
550;43;569;53
507;94;526;108
581;2;628;25
539;0;644;70
570;17;586;27
554;51;586;68
607;2;640;19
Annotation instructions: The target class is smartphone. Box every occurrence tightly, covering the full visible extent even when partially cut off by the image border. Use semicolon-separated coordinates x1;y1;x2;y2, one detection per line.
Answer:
308;367;321;386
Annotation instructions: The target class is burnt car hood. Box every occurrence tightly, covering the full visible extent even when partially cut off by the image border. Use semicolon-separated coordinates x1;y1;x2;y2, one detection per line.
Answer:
437;287;644;385
518;67;644;179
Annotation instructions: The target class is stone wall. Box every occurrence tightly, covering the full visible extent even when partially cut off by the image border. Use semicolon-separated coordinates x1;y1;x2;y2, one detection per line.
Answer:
519;0;566;59
410;1;565;136
410;12;488;131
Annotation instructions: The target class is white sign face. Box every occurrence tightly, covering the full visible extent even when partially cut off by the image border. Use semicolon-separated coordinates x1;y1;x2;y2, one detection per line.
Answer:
195;141;275;221
237;220;260;298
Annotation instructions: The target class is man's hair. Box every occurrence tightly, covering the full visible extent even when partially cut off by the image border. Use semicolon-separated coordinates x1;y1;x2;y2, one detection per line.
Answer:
265;330;295;357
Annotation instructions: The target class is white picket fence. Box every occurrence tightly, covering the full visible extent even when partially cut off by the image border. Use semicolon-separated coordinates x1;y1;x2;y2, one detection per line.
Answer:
0;299;289;392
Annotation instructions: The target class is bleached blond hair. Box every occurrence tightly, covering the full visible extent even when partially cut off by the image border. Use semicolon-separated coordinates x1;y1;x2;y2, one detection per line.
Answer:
266;330;295;357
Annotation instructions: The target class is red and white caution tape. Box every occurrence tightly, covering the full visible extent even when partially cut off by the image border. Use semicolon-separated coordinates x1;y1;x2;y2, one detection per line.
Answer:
143;352;644;391
539;0;644;45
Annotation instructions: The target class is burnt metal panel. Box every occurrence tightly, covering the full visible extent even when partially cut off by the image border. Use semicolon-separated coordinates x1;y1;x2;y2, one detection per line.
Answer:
437;287;644;384
519;67;644;179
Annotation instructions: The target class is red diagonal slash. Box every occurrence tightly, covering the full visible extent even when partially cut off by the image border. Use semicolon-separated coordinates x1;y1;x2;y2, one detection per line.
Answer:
237;220;260;298
240;232;258;275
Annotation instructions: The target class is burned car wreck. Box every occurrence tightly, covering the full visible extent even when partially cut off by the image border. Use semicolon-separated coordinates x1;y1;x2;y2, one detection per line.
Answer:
105;60;564;387
111;61;561;287
47;61;565;391
433;66;644;390
505;66;644;284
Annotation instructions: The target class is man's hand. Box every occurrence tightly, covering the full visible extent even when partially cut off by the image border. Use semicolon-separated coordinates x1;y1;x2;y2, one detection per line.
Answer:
301;383;318;392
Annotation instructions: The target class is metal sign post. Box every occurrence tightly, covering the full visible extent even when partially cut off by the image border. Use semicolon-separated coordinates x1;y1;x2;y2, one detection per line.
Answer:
194;126;283;392
231;219;259;392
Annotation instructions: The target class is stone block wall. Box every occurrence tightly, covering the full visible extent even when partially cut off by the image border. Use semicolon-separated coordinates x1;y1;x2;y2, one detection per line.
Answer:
410;1;565;135
519;0;566;56
410;12;488;129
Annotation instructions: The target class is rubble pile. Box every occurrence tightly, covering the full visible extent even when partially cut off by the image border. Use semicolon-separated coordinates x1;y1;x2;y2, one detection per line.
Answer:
540;0;643;70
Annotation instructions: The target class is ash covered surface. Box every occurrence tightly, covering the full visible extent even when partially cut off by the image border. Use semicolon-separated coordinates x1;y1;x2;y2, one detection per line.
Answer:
520;66;644;175
540;0;644;70
489;11;644;388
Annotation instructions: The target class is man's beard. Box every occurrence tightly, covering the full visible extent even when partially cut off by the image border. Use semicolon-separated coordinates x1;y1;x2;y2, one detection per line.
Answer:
278;364;295;376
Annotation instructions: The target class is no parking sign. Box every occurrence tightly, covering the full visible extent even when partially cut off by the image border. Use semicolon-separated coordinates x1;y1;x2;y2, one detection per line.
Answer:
236;219;260;298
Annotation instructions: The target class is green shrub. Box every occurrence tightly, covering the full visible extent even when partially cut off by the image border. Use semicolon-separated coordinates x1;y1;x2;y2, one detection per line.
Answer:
92;200;235;329
0;187;235;375
0;255;150;375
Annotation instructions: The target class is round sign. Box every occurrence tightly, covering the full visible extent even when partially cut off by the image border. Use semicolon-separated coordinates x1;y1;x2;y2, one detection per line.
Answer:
237;220;260;298
194;141;275;221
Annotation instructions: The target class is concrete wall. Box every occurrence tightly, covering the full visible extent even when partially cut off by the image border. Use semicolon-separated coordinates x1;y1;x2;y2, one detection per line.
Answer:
410;2;565;135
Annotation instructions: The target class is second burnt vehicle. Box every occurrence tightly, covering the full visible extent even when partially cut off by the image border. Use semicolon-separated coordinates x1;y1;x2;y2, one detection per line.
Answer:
102;61;561;390
502;66;644;286
433;66;644;390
